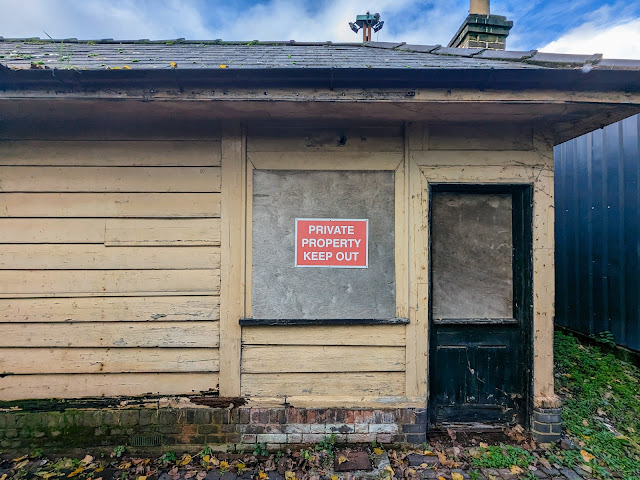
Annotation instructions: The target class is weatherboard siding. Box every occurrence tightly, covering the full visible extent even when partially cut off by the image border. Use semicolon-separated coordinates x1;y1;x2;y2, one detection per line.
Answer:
0;138;222;400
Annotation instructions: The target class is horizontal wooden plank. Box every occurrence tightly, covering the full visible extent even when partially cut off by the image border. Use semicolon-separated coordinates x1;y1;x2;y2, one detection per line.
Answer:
0;218;220;245
0;296;219;322
0;373;219;401
0;270;219;297
0;321;219;347
248;126;403;153
242;325;405;346
241;372;405;397
242;346;405;373
105;219;221;246
0;218;106;243
0;348;219;374
0;245;220;270
248;152;402;170
411;150;552;167
0;167;220;193
0;193;221;218
0;141;221;166
428;124;534;151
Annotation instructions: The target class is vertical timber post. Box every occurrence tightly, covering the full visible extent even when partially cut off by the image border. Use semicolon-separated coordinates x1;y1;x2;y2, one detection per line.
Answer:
219;122;245;397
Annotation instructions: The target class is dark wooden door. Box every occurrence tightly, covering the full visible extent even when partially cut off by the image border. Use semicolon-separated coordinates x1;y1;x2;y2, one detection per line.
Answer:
429;186;532;427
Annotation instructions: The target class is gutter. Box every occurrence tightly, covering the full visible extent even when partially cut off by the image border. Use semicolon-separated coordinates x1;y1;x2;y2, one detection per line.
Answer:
1;67;640;93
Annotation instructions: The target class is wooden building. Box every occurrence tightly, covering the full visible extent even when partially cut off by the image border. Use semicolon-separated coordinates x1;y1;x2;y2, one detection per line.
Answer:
0;36;639;450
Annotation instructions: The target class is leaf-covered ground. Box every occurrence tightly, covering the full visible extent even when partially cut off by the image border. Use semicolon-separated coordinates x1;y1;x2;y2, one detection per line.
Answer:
1;331;639;480
551;331;640;479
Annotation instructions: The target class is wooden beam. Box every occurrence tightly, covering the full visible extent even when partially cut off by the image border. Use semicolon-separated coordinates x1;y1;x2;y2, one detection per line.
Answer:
219;122;245;397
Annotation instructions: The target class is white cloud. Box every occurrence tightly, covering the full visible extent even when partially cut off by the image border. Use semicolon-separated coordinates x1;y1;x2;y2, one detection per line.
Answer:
0;0;468;46
540;17;640;59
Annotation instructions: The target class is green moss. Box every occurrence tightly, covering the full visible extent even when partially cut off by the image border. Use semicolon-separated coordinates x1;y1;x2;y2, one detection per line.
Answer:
554;331;640;479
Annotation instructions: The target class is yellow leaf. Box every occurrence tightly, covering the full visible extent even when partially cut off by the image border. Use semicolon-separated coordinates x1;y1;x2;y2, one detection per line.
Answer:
330;476;338;480
118;462;131;470
423;450;434;455
0;474;7;480
438;476;447;480
510;466;523;475
407;469;416;475
95;466;105;473
580;450;595;463
68;467;85;478
219;65;227;68
452;473;464;480
123;65;131;69
40;473;57;479
220;461;229;470
258;472;268;480
285;471;297;480
479;442;489;449
178;454;192;466
13;455;28;462
170;62;177;69
15;460;29;470
202;455;210;464
236;462;247;473
373;448;384;455
138;477;147;480
338;455;349;465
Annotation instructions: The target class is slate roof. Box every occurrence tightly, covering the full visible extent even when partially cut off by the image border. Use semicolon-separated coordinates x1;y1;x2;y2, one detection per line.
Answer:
1;38;639;72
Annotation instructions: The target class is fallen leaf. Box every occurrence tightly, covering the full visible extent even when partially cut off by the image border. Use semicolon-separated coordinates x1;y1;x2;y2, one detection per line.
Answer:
219;65;227;68
479;442;489;449
258;472;269;480
407;468;416;475
81;455;94;465
373;448;384;455
330;476;338;480
178;454;192;466
236;462;247;473
437;477;446;480
137;476;147;480
452;473;463;480
285;471;297;480
582;419;589;426
196;472;206;480
118;462;132;470
13;455;28;462
170;62;177;69
337;455;349;465
580;450;595;463
68;467;85;478
423;450;434;456
510;466;523;475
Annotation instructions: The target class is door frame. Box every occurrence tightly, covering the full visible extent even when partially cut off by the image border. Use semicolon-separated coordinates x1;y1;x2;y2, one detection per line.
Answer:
426;183;534;429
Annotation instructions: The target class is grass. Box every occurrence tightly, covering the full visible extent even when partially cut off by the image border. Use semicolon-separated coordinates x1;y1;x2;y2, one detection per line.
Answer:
554;331;640;478
472;444;536;469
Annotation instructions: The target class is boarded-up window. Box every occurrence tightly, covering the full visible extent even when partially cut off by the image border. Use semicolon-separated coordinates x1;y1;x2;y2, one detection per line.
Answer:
252;170;395;319
431;193;513;320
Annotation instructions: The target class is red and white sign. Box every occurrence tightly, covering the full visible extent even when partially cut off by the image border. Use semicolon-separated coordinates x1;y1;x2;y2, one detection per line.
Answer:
295;218;368;268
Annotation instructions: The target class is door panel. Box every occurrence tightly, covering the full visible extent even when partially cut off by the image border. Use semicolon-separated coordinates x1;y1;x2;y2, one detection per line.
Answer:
429;187;532;427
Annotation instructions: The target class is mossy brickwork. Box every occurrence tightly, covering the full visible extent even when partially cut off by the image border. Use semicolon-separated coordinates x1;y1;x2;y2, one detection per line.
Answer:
0;406;426;452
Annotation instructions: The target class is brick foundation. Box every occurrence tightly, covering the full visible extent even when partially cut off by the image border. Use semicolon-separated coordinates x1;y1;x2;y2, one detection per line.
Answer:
531;407;562;443
0;405;427;452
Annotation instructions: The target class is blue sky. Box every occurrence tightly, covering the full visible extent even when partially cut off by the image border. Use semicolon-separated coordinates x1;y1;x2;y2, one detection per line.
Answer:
0;0;639;58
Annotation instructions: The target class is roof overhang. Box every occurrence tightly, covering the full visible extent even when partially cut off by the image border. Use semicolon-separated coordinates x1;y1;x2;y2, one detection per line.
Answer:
1;67;639;145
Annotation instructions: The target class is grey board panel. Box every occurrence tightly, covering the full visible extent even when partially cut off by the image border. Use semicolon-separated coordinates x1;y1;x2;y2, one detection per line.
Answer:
431;193;513;319
252;170;395;320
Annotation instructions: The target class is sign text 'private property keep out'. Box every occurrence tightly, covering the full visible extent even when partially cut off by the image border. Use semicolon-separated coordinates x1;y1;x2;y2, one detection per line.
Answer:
295;218;368;268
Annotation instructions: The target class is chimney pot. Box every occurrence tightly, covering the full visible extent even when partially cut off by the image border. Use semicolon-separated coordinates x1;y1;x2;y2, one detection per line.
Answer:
469;0;490;15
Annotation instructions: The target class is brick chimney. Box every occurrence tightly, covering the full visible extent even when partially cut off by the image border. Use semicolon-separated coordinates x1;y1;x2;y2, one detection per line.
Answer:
448;0;513;50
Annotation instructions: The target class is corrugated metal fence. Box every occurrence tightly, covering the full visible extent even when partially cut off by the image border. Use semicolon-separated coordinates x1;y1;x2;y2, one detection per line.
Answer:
554;114;640;352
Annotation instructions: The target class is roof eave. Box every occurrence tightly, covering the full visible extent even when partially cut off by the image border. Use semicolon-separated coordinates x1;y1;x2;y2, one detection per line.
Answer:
1;67;640;93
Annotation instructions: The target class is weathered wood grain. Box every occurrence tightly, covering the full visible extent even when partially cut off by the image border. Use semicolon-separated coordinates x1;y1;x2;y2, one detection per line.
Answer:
0;296;219;322
0;193;221;217
105;219;221;246
0;321;219;347
249;152;402;170
248;125;403;152
0;348;220;374
0;373;219;401
242;325;405;346
428;124;534;151
0;245;220;270
0;270;220;297
241;372;405;397
0;167;220;192
0;141;221;166
241;346;405;373
411;150;552;167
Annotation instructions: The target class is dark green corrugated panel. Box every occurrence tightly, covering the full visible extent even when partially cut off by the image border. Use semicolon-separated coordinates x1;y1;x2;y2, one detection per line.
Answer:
554;114;640;352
